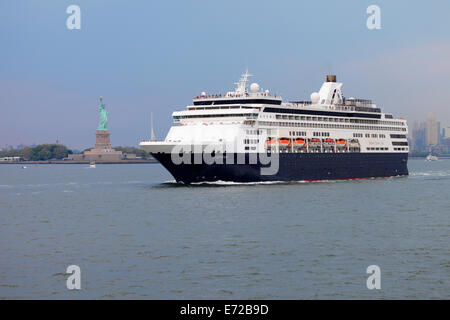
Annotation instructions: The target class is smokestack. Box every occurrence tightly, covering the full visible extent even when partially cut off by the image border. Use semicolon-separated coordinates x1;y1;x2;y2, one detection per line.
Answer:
326;75;336;82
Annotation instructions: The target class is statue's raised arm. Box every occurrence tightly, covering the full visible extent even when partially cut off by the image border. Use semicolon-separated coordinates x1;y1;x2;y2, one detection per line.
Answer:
97;96;109;131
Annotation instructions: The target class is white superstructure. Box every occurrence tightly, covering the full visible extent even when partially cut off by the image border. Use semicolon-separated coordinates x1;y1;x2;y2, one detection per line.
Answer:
140;71;408;155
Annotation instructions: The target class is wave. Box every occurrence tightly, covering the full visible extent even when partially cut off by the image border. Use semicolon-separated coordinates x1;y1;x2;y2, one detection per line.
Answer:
161;180;180;185
191;180;294;186
164;176;400;187
162;179;350;187
25;183;50;187
410;171;450;177
161;179;290;186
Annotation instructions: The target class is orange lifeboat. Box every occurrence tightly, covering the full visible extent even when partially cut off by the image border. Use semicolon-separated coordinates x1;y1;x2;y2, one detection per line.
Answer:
293;138;306;146
278;137;290;147
266;138;276;145
336;139;347;146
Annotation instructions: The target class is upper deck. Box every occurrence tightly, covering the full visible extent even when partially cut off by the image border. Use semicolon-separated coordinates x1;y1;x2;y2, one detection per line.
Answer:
172;71;406;128
193;94;282;106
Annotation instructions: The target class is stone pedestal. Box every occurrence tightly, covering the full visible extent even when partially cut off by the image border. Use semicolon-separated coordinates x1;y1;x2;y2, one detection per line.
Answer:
68;130;123;161
94;130;112;150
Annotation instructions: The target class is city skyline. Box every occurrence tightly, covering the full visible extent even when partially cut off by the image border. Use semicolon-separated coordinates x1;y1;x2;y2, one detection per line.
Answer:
1;1;450;150
409;111;450;155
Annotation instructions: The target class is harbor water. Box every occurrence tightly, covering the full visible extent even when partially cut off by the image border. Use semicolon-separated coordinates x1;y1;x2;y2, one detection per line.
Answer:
0;159;449;299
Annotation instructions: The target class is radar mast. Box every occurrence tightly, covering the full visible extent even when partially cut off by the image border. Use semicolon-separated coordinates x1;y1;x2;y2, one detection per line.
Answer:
234;69;252;95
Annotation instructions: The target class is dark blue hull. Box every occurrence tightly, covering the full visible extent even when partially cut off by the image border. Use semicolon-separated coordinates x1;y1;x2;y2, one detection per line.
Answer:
151;152;409;184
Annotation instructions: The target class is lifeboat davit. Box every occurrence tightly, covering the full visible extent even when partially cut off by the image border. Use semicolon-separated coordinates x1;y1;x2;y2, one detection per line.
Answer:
308;138;321;147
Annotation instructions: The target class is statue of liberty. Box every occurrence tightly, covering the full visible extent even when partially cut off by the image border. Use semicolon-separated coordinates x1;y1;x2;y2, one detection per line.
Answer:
98;96;109;131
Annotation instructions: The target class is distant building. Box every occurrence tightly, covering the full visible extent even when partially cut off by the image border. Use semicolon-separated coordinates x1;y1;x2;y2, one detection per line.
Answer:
443;126;450;139
411;121;426;151
426;112;438;146
0;156;21;162
437;121;441;145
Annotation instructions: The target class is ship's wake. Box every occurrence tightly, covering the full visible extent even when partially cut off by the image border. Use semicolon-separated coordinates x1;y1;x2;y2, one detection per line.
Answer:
159;178;390;187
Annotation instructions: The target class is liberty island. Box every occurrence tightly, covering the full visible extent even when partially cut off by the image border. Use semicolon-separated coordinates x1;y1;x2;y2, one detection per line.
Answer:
0;96;156;164
68;97;125;162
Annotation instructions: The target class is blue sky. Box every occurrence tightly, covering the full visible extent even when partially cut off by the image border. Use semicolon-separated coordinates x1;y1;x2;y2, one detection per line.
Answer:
1;0;450;149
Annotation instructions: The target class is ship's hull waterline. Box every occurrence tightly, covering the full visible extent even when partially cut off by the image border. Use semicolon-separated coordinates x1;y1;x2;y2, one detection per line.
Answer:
151;152;409;184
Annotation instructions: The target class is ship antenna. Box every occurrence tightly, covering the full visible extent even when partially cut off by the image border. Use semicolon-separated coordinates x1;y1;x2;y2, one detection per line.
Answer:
150;112;156;141
234;69;252;94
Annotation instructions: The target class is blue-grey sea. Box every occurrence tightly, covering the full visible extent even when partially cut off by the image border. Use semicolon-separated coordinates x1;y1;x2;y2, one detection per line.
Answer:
0;159;449;299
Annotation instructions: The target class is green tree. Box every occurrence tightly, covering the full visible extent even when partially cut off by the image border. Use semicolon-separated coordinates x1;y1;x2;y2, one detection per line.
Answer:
1;149;20;157
52;145;70;159
37;149;51;160
2;144;72;161
19;146;33;160
30;145;43;160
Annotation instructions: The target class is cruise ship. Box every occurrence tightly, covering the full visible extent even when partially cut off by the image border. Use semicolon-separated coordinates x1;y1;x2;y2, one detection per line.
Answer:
140;71;409;183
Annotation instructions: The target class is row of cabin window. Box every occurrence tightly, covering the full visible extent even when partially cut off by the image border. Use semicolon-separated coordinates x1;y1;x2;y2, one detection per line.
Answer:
394;147;408;151
188;106;258;111
354;133;386;138
274;114;405;126
258;121;407;132
390;134;407;139
244;139;260;144
313;132;330;137
246;129;262;135
289;131;307;136
392;141;409;146
175;113;258;119
367;147;389;151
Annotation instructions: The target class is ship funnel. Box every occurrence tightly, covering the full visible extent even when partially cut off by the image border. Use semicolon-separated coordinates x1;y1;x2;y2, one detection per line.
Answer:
326;75;336;82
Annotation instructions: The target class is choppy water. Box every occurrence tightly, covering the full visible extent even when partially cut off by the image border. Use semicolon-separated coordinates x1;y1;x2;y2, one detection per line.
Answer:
0;159;449;299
